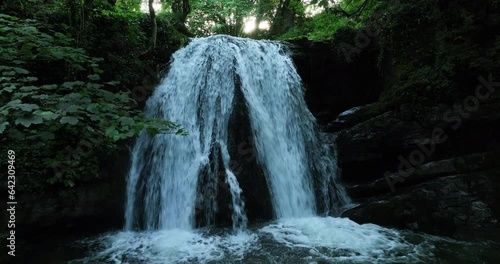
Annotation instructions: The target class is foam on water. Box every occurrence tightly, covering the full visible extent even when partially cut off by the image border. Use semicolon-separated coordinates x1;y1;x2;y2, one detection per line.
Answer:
69;217;483;264
259;216;430;263
71;230;258;264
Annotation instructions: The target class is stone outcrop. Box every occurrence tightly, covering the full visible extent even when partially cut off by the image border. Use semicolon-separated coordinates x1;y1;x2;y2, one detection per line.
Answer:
342;151;500;235
327;99;500;240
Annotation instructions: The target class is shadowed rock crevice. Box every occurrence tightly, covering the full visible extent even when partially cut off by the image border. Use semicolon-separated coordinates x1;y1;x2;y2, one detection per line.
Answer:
227;77;274;222
195;141;232;227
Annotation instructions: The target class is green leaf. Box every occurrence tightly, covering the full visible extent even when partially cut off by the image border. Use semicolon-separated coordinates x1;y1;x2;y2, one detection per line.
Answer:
318;0;329;7
105;126;116;137
3;71;15;76
146;127;159;135
89;114;101;121
14;67;30;74
119;117;135;126
86;103;99;112
20;86;37;92
18;103;39;112
64;105;82;114
100;90;115;101
22;76;38;82
2;84;16;93
87;74;100;81
0;121;8;133
32;94;49;100
38;131;55;140
60;116;79;125
15;115;43;127
62;81;85;88
40;84;58;90
106;81;120;86
38;111;59;120
64;179;75;187
7;99;22;107
86;82;103;89
66;93;82;101
176;129;188;135
0;76;13;82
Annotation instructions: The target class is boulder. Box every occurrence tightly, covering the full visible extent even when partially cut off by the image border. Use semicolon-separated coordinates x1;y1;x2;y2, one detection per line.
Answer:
333;99;500;240
336;100;500;184
342;166;500;239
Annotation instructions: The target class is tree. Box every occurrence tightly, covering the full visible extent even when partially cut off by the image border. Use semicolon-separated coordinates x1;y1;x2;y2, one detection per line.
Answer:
0;14;183;188
270;0;304;36
188;0;255;36
146;0;158;53
171;0;191;22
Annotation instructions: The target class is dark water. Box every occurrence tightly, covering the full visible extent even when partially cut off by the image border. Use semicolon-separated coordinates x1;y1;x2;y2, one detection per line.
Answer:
11;217;500;264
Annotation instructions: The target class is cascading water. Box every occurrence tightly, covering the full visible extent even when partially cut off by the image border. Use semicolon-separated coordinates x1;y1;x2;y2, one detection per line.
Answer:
125;35;349;231
67;35;492;264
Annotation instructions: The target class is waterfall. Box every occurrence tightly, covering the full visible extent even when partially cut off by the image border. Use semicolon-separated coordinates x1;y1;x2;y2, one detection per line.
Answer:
125;35;349;231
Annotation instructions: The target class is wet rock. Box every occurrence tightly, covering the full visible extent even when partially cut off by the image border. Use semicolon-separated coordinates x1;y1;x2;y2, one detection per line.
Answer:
323;104;376;133
195;141;233;227
227;81;274;223
335;100;500;184
342;167;500;238
333;99;500;240
346;151;500;200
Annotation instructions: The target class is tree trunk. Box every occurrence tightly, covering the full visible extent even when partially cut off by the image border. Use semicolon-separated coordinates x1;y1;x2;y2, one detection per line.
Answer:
172;0;191;22
270;0;297;36
250;0;264;38
148;0;157;52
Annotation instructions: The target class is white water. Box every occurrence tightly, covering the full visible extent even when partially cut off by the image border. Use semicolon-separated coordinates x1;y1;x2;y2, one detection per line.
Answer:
70;216;483;264
67;35;497;264
125;35;349;230
125;35;240;230
235;38;322;218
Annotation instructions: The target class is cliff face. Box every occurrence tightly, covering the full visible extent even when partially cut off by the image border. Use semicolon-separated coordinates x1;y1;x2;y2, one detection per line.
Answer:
290;40;500;240
334;102;500;240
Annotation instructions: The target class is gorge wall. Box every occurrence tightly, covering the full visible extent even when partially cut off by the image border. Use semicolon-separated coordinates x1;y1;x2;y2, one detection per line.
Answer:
289;39;500;241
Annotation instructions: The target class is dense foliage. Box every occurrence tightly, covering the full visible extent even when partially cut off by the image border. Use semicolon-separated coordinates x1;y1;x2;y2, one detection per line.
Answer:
1;0;498;192
0;1;186;191
279;0;379;40
278;0;500;110
375;0;500;108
